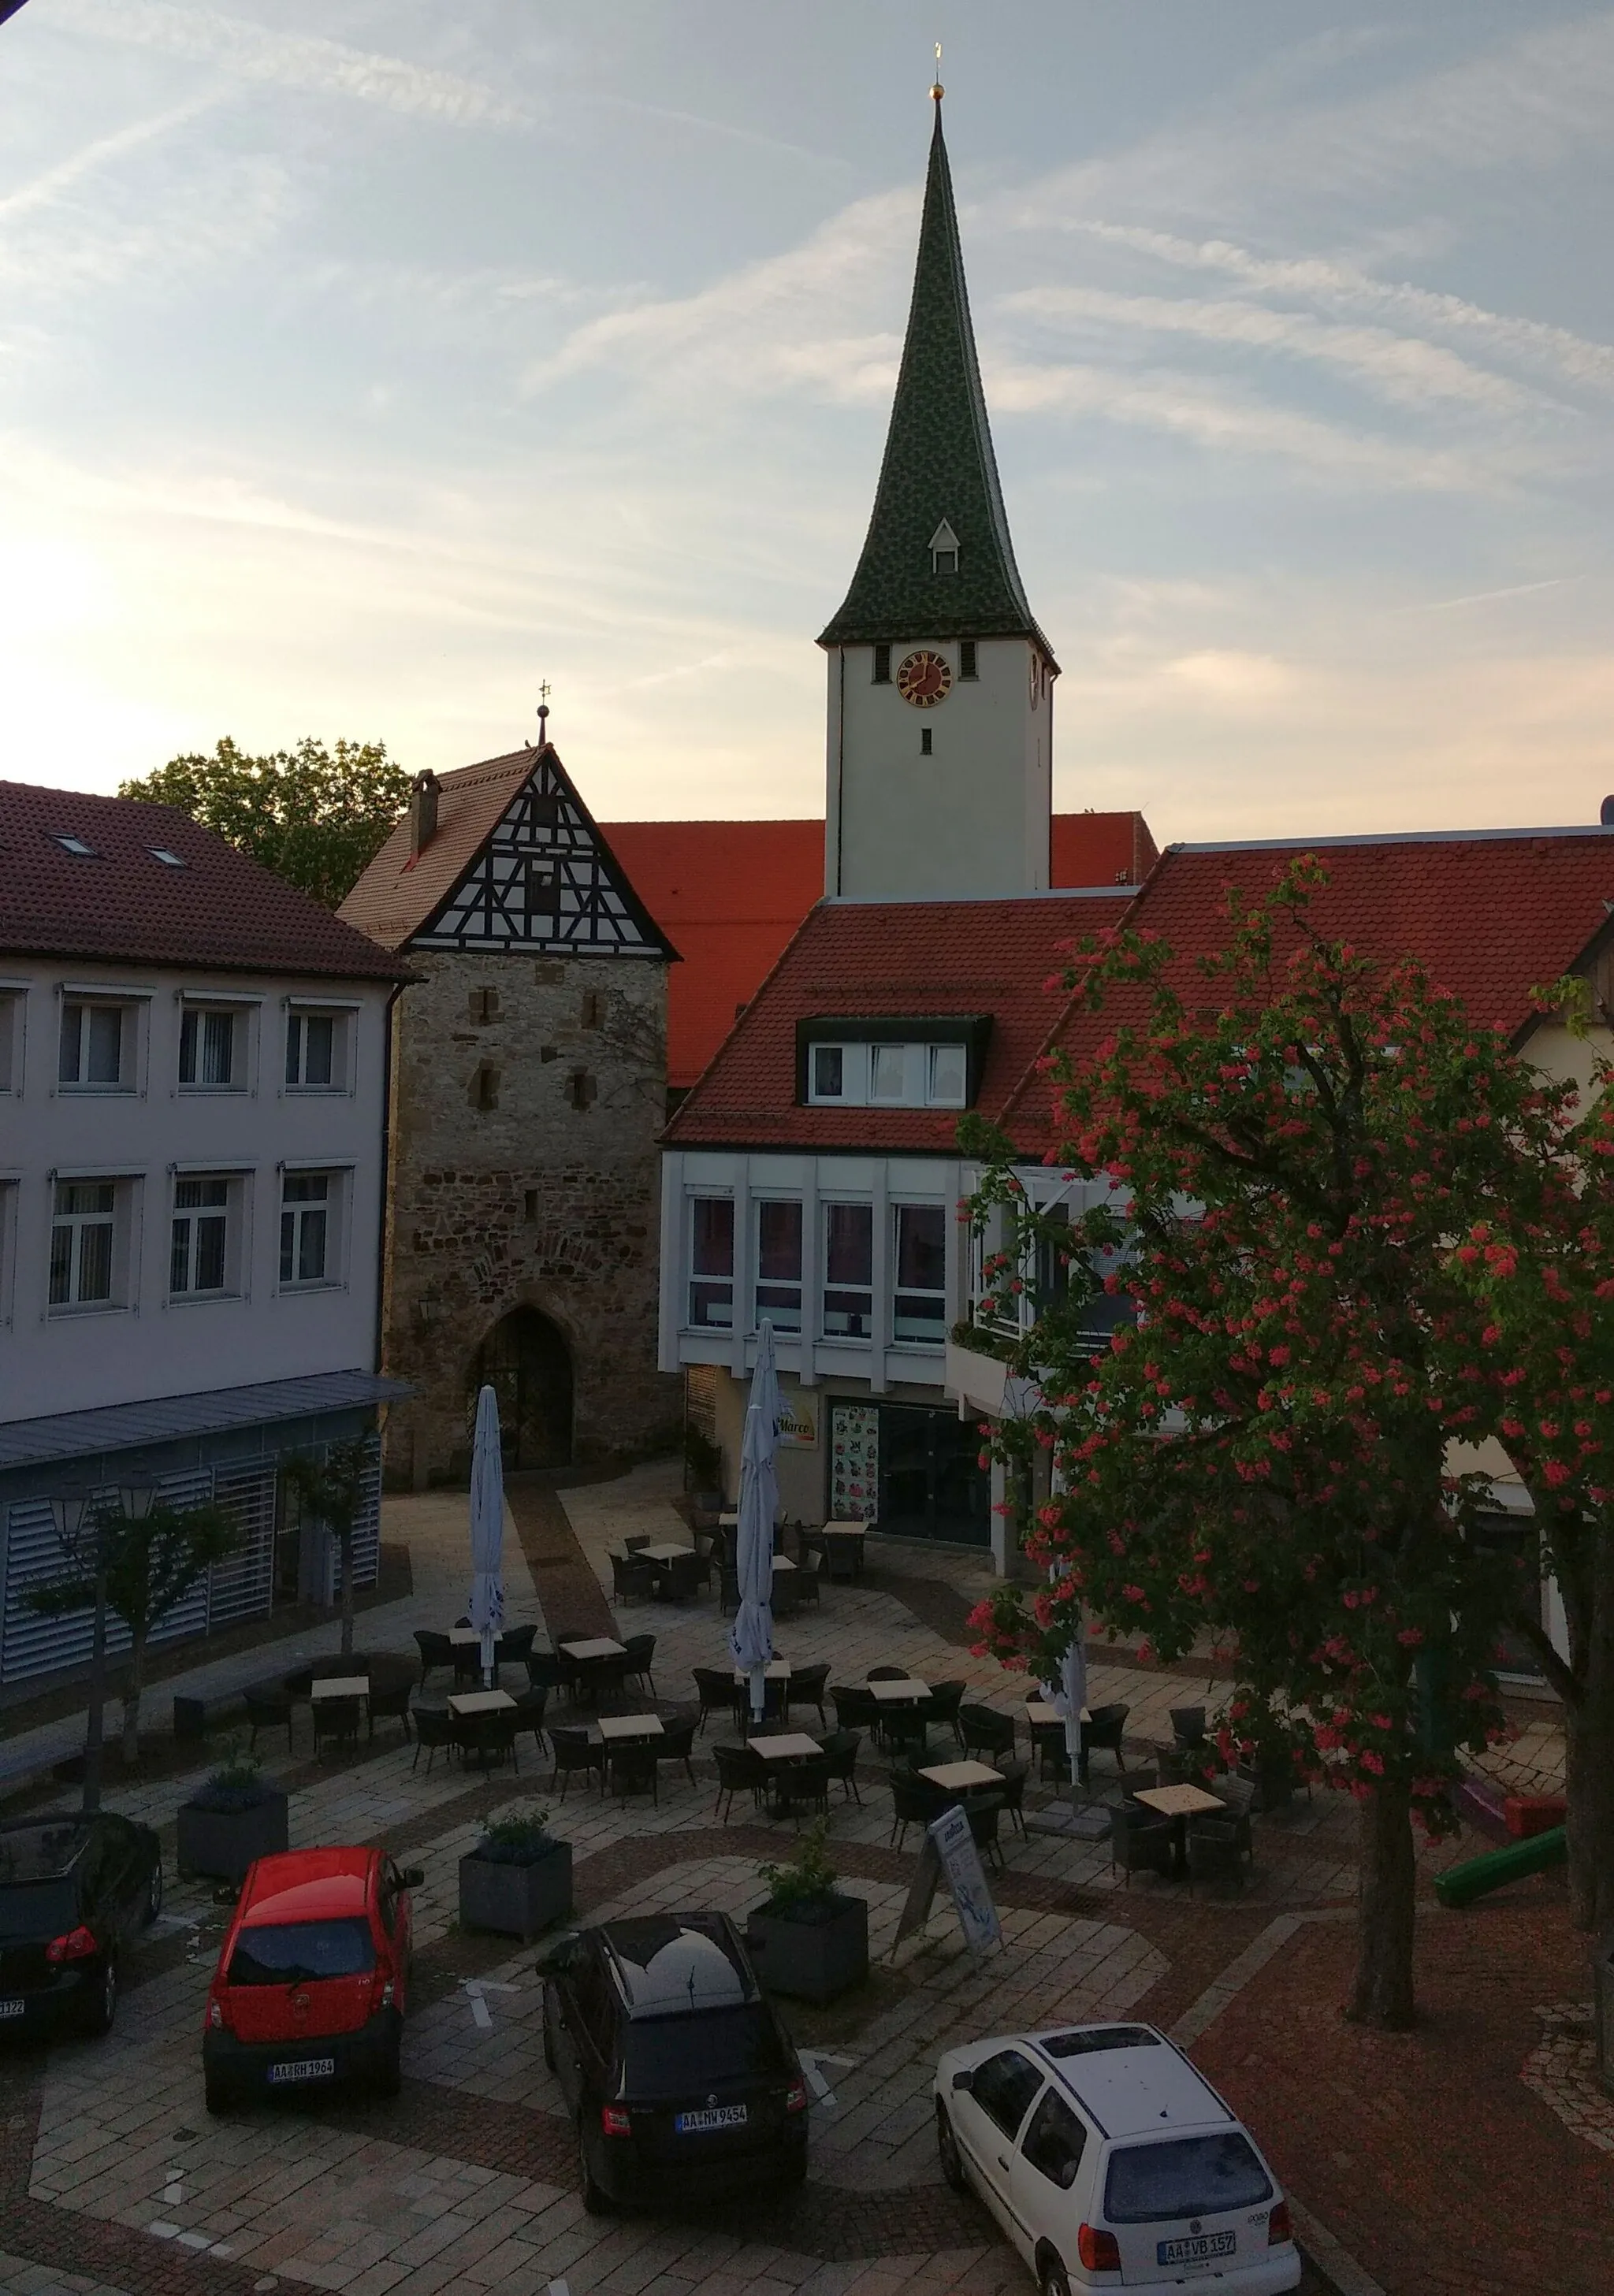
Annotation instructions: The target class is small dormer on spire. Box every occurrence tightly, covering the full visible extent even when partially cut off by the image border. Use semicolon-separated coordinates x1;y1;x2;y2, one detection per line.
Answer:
928;519;960;574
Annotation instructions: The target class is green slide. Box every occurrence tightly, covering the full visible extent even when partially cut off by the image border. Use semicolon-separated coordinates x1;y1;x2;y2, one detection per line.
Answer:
1434;1826;1567;1910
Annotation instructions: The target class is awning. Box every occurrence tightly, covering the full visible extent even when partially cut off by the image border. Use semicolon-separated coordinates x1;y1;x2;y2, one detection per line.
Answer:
0;1371;411;1474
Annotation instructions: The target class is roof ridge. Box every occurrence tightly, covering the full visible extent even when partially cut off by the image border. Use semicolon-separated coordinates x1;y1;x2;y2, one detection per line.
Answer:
1170;823;1614;854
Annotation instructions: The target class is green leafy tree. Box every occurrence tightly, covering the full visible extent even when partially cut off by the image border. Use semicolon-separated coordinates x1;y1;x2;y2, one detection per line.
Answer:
965;862;1564;2028
28;1498;238;1769
283;1443;372;1659
119;736;408;908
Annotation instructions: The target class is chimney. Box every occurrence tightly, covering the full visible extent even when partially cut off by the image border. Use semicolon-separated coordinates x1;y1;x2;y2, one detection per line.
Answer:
409;770;441;859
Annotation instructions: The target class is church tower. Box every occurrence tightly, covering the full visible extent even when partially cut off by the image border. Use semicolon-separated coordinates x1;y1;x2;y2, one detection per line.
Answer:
820;91;1058;901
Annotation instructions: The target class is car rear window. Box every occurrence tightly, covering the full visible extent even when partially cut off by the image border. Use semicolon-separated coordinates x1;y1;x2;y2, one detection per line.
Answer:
1104;2132;1273;2224
0;1882;76;1941
623;2006;785;2097
228;1918;376;1986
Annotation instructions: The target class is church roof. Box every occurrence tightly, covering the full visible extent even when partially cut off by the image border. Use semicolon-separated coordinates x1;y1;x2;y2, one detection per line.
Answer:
604;811;1158;1088
818;102;1054;662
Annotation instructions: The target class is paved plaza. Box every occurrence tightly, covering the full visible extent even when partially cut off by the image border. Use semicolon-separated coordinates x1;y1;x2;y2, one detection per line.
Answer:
0;1462;1601;2296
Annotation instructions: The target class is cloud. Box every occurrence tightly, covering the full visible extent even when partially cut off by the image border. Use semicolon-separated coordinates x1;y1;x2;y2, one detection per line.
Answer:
50;0;530;128
0;96;215;225
1069;224;1614;398
1006;284;1536;415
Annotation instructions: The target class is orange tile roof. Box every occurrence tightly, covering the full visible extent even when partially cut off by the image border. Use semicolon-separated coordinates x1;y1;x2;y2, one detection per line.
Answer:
602;812;1155;1087
1002;826;1614;1149
661;890;1138;1153
339;749;534;952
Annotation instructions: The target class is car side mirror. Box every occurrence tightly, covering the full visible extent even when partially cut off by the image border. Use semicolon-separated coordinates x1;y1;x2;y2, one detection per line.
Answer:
534;1931;578;1976
950;2068;974;2094
398;1866;425;1889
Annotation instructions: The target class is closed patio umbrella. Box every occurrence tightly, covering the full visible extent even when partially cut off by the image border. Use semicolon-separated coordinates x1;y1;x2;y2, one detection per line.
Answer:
1043;1568;1088;1815
468;1383;506;1688
728;1321;781;1724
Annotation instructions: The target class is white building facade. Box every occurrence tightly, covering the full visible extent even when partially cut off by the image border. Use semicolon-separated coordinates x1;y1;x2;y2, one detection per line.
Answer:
0;779;408;1689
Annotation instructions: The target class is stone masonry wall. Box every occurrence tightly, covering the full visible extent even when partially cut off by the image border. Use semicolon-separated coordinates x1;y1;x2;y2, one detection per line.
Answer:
381;948;680;1485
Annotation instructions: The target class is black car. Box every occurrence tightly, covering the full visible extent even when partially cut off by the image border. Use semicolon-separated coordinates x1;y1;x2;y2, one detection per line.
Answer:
538;1911;809;2212
0;1809;162;2039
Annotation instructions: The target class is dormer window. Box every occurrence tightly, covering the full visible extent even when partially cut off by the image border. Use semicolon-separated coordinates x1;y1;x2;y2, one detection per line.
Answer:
929;519;960;575
800;1016;988;1108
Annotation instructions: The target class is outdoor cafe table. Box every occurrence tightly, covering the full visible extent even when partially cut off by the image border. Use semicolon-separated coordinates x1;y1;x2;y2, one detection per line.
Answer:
636;1543;694;1566
1132;1781;1225;1875
868;1677;930;1703
311;1675;369;1702
597;1713;664;1742
1025;1700;1091;1726
559;1637;627;1661
734;1660;791;1684
447;1627;481;1647
747;1733;822;1763
448;1689;515;1717
920;1760;1005;1795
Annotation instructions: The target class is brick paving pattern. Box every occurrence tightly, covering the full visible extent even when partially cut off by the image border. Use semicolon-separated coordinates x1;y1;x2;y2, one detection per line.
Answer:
0;1458;1592;2296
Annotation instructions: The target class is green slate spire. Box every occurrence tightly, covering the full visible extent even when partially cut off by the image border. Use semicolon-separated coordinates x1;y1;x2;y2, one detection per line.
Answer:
819;97;1054;662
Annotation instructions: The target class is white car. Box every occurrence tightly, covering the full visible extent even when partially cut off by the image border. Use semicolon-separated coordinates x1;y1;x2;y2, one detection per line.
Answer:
934;2021;1301;2294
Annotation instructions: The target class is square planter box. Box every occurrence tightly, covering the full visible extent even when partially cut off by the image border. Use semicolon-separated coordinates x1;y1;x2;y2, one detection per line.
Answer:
459;1842;573;1942
176;1789;289;1884
746;1893;868;2005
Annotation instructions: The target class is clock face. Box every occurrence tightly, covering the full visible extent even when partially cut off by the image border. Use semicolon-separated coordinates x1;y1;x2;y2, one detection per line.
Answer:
896;648;953;708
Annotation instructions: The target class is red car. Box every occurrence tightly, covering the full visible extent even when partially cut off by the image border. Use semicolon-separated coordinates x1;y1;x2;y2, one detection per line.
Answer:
202;1845;421;2112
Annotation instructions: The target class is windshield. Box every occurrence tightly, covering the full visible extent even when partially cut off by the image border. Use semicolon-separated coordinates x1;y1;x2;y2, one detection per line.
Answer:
228;1917;375;1986
0;1882;76;1942
1104;2132;1272;2224
623;2006;786;2097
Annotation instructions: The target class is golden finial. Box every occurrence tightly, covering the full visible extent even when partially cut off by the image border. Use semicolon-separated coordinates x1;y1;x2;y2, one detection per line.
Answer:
931;41;943;102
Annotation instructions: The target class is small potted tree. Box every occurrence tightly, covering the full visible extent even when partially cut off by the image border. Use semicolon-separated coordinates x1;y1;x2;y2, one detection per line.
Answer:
176;1744;289;1882
459;1803;573;1942
746;1821;868;2005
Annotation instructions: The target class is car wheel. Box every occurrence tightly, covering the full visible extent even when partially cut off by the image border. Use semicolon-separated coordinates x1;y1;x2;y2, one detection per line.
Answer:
1038;2254;1073;2296
541;2016;556;2074
143;1856;164;1926
377;2027;402;2099
578;2126;617;2216
777;2147;808;2194
204;2073;232;2117
935;2105;967;2195
85;1956;118;2038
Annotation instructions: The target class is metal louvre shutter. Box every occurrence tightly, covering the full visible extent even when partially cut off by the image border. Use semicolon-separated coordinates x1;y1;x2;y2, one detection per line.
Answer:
207;1462;276;1631
1;1467;212;1686
350;1443;381;1592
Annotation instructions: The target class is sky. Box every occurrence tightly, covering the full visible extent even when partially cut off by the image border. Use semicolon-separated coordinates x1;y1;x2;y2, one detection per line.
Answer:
2;2;1612;845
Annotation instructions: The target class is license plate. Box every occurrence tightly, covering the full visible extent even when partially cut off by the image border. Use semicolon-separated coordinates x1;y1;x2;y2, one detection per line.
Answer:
675;2103;747;2133
266;2056;336;2086
1158;2231;1237;2266
0;1999;25;2021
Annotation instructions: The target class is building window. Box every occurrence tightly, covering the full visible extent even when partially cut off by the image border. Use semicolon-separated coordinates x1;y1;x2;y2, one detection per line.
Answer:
525;859;560;922
892;1203;946;1342
49;1180;121;1310
178;1005;240;1089
470;1063;500;1112
959;641;977;680
929;519;960;574
811;1043;847;1102
580;989;603;1029
688;1198;734;1330
928;1043;967;1107
755;1200;802;1333
0;992;19;1093
920;726;933;756
872;645;891;685
0;1178;15;1322
870;1044;911;1103
823;1202;873;1339
470;986;500;1024
58;1001;128;1090
567;1068;597;1111
284;1009;340;1090
280;1172;336;1287
523;1188;539;1222
171;1176;233;1297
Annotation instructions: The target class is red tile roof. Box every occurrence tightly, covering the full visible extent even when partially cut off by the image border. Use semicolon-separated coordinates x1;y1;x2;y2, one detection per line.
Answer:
604;812;1155;1087
339;750;534;953
0;781;410;982
661;889;1137;1153
1002;827;1614;1149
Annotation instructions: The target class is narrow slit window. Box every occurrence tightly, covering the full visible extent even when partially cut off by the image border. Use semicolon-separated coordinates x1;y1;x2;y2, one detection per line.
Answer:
959;641;977;679
920;726;933;756
872;644;891;685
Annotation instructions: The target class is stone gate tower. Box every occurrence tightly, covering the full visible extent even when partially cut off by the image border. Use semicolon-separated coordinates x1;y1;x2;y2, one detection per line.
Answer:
341;741;680;1484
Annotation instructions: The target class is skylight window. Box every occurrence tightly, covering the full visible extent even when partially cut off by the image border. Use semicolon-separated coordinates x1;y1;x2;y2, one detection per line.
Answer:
54;835;96;857
149;848;185;868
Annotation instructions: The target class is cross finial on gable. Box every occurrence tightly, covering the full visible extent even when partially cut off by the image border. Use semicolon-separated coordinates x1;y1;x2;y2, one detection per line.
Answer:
537;681;552;747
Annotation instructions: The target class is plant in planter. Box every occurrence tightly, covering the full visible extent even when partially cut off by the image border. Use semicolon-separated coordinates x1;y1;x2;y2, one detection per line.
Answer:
459;1803;573;1942
746;1821;869;2005
176;1741;289;1882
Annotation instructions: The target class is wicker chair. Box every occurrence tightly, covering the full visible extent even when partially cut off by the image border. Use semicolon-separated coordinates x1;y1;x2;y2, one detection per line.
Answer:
656;1717;698;1790
817;1729;863;1805
1210;1771;1257;1862
549;1726;604;1798
958;1703;1017;1763
964;1794;1007;1872
496;1624;537;1671
927;1681;967;1748
994;1759;1029;1837
1187;1815;1244;1897
1110;1803;1175;1886
410;1704;453;1774
694;1666;737;1734
890;1770;949;1852
621;1635;658;1698
1170;1704;1208;1749
713;1743;765;1822
512;1684;550;1758
831;1685;880;1738
312;1693;362;1760
772;1755;831;1828
611;1553;656;1606
787;1663;831;1729
366;1676;414;1743
453;1711;519;1773
414;1629;454;1689
1080;1702;1130;1779
244;1683;295;1755
608;1740;659;1806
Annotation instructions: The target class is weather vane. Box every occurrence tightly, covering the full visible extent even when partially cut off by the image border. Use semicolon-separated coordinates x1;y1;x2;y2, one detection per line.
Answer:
537;680;551;745
931;41;943;101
